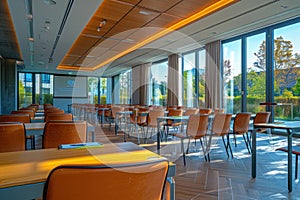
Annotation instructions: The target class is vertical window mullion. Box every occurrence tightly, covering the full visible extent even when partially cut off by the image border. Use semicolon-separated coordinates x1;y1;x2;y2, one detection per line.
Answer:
266;28;275;121
32;73;36;104
241;37;247;112
195;51;199;107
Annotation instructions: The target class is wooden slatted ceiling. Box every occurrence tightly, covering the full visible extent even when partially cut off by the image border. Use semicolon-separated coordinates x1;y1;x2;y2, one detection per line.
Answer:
0;0;21;60
59;0;238;71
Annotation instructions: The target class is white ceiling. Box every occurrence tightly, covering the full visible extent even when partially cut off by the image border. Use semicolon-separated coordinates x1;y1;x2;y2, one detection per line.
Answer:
7;0;300;77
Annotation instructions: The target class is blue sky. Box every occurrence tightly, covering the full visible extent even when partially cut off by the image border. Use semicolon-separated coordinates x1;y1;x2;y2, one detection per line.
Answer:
223;21;300;76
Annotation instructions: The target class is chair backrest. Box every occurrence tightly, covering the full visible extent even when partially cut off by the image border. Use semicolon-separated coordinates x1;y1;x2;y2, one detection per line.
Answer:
111;106;124;118
168;109;183;117
20;107;36;113
43;121;87;149
147;110;165;127
211;114;232;136
166;109;183;125
213;108;225;114
184;108;199;116
254;112;271;124
187;114;209;138
233;113;251;134
44;113;73;122
0;122;26;153
0;114;31;123
43;160;169;200
45;109;65;115
11;110;35;118
253;112;271;133
199;108;212;115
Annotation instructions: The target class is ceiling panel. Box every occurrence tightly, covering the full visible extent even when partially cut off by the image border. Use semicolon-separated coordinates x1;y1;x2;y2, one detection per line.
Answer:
0;0;20;60
166;0;220;18
138;0;182;13
7;0;300;77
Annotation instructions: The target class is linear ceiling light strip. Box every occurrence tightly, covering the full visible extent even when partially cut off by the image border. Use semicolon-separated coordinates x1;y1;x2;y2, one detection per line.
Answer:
49;0;74;63
57;0;236;71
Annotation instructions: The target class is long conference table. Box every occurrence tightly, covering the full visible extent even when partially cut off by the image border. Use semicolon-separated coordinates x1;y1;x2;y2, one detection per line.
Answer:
0;142;176;200
252;121;300;192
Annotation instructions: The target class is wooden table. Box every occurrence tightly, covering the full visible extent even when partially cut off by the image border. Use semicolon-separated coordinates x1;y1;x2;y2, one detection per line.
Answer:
24;122;96;142
252;121;300;192
0;142;176;200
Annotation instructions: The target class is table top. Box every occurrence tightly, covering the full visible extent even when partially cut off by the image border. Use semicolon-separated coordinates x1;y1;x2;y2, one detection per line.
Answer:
24;121;95;131
254;121;300;129
157;116;190;120
0;142;169;189
24;122;45;130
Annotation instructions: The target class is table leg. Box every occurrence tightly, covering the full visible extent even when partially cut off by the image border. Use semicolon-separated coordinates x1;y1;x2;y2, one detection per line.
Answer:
101;111;105;127
115;117;118;135
252;128;257;178
157;120;161;154
166;177;175;200
287;129;293;192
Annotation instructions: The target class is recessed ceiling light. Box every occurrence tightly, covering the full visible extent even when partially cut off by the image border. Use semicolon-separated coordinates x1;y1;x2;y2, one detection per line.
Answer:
28;37;34;42
139;10;151;15
43;0;56;5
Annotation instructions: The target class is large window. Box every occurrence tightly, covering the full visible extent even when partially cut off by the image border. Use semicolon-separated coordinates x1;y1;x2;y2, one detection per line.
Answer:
222;39;242;114
19;73;33;108
88;77;98;104
99;78;107;104
222;17;300;121
151;61;168;106
274;22;300;120
183;52;196;107
246;33;266;113
35;74;53;105
119;70;132;104
198;49;206;107
182;49;206;108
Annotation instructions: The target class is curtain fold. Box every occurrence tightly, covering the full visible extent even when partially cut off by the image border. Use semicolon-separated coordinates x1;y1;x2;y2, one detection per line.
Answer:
167;54;179;106
131;63;151;105
139;63;151;105
205;40;222;109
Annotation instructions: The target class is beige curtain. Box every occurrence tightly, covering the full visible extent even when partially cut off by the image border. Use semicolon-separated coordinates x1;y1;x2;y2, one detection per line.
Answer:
167;54;179;106
131;63;151;105
139;63;151;105
205;40;222;109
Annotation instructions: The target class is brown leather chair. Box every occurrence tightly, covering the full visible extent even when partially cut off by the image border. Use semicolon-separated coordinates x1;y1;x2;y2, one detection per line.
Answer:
45;109;64;115
231;113;252;153
0;122;26;153
173;114;209;165
199;108;212;115
0;114;30;123
43;160;169;200
43;121;87;149
0;114;35;149
163;109;183;138
44;113;73;122
207;113;232;161
11;110;35;119
184;108;199;116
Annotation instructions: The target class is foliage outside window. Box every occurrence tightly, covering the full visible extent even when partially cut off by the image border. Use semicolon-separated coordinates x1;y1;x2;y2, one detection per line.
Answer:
151;61;168;106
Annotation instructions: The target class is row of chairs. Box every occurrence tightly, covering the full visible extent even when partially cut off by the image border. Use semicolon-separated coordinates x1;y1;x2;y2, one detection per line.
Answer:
0;120;87;153
172;112;271;165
